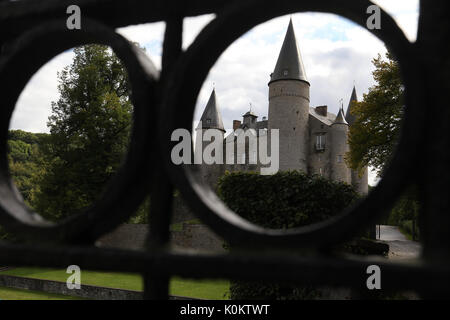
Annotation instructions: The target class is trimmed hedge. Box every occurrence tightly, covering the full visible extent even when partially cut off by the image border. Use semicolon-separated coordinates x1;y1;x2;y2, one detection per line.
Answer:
217;171;360;300
217;171;359;230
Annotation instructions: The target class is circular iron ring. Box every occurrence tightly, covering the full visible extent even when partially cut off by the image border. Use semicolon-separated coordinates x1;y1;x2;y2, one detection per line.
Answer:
0;18;159;243
161;0;425;248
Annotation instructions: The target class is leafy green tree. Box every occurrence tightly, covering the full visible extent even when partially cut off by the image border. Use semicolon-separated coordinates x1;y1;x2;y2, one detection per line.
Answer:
346;53;420;236
7;131;47;205
347;52;404;176
32;45;134;221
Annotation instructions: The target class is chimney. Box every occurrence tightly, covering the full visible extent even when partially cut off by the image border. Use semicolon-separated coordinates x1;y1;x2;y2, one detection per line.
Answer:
233;120;242;131
315;106;328;117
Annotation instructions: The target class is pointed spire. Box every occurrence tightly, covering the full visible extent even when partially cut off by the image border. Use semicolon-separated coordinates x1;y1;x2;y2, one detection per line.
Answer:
345;86;358;126
269;18;308;85
333;100;348;126
197;89;225;132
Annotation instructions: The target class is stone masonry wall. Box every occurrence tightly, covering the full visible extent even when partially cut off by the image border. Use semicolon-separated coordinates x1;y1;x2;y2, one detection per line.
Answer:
97;223;225;253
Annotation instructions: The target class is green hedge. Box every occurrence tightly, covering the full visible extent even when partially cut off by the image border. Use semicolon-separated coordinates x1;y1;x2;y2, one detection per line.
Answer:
217;171;358;229
217;171;360;300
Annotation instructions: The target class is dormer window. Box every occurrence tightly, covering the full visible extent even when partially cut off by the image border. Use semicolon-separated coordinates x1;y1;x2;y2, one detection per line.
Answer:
283;70;289;76
206;119;211;125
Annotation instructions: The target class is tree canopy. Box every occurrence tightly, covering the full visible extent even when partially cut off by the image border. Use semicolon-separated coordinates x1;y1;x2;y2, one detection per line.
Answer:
347;52;404;177
32;45;134;221
346;52;419;238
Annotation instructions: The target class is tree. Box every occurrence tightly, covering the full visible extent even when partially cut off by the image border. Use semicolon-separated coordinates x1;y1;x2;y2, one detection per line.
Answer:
347;52;404;177
7;130;47;205
31;45;134;221
347;53;420;237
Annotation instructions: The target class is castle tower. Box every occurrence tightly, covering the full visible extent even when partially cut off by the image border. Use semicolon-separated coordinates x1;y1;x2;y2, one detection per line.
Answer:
268;18;310;172
346;86;369;194
330;105;351;184
195;88;225;189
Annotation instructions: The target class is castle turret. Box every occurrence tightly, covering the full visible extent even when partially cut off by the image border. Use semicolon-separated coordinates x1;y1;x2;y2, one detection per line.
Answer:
197;88;225;132
268;18;310;172
346;86;369;194
196;88;225;189
330;106;351;184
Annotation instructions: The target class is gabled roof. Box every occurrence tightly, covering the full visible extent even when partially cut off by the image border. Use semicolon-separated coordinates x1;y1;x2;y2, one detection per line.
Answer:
345;86;358;126
197;89;225;132
269;18;309;85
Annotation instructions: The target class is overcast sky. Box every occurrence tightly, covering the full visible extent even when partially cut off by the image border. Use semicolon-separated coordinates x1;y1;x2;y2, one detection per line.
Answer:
9;0;419;185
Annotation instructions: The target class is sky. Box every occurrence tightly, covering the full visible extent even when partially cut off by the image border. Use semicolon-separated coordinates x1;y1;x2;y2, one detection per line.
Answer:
9;0;419;185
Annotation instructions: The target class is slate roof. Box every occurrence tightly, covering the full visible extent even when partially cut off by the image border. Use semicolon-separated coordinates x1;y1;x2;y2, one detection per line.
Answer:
197;89;225;132
333;107;349;125
269;18;309;85
309;107;337;126
345;86;358;126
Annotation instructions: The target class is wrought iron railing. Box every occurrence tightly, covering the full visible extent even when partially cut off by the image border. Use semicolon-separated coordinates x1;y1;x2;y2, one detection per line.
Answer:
0;0;448;299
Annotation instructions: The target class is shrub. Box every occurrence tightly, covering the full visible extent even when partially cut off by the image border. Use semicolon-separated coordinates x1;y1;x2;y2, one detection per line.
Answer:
217;171;359;230
217;171;360;300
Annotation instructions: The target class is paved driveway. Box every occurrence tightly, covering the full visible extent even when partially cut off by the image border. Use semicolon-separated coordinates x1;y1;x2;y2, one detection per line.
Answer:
378;225;421;260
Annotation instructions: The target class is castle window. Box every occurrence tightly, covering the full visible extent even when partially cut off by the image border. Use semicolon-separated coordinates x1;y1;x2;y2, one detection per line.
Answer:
337;155;343;163
319;168;323;175
315;134;326;151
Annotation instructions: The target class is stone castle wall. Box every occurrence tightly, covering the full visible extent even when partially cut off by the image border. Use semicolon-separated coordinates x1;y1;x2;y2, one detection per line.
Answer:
97;223;226;253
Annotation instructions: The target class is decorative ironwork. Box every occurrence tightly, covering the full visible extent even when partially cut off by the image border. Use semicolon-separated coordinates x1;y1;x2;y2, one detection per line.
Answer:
0;0;448;299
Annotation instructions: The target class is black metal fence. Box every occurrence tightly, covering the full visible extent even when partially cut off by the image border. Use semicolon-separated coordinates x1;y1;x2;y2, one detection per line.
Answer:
0;0;449;299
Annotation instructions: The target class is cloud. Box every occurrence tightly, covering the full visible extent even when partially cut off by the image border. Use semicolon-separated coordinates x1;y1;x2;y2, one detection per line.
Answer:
10;51;74;133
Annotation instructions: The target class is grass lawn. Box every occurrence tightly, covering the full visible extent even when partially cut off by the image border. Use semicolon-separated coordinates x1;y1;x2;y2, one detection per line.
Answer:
0;287;83;300
0;267;229;300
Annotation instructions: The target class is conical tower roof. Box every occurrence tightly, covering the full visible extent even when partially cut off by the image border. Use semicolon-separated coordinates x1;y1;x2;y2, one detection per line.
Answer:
345;86;358;126
269;18;308;85
333;106;348;126
197;89;225;132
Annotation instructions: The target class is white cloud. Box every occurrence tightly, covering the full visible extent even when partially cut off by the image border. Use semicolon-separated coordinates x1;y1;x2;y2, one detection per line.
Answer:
10;51;74;133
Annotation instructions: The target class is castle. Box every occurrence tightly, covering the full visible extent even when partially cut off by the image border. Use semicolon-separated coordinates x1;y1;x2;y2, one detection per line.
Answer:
195;19;368;195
